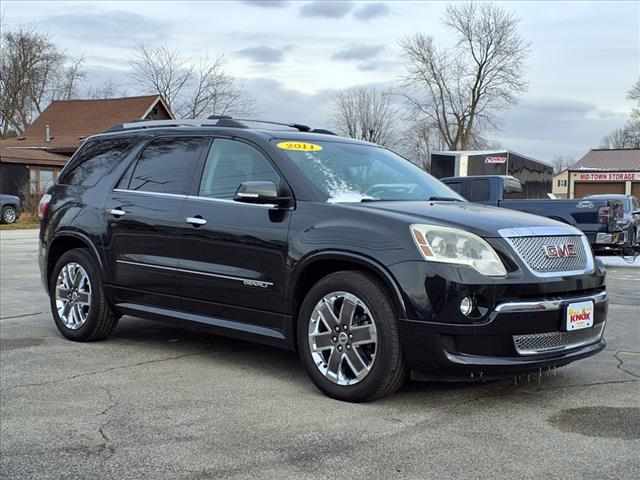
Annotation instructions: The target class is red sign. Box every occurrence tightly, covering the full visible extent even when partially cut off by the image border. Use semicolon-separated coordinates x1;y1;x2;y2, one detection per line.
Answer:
485;156;507;164
576;172;640;181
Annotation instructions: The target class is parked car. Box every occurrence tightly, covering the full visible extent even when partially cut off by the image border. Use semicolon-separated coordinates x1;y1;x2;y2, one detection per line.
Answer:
0;194;21;224
441;175;624;253
584;194;640;250
38;118;607;402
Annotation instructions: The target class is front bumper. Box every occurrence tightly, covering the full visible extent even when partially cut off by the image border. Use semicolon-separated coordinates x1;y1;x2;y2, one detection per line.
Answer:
399;290;607;380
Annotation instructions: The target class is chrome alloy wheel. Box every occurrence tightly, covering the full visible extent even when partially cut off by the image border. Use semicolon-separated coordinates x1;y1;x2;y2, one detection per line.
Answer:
308;291;377;385
55;262;92;329
3;208;16;224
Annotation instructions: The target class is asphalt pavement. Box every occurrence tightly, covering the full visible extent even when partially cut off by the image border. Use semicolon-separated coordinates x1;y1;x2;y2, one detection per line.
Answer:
1;229;639;480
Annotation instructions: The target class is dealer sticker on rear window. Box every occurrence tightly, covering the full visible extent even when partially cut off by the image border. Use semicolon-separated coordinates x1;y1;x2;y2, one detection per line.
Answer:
566;300;594;331
277;141;322;151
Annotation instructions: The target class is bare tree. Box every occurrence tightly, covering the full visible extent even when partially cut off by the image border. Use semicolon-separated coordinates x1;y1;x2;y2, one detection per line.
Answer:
628;77;640;120
398;120;446;170
129;43;256;119
600;78;640;149
86;79;119;99
0;25;85;136
600;121;640;149
551;155;574;174
129;43;194;113
181;54;256;118
330;87;397;146
399;2;529;150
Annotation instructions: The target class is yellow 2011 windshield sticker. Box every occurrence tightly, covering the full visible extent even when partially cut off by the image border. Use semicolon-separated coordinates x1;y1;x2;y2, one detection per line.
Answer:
277;141;322;151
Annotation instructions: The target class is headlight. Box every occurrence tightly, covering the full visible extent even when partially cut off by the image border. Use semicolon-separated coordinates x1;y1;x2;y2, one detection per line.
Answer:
410;224;507;276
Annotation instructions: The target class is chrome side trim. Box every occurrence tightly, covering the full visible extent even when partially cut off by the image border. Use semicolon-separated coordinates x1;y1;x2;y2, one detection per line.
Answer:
185;195;276;208
115;302;285;339
113;189;187;199
494;290;607;313
116;259;273;287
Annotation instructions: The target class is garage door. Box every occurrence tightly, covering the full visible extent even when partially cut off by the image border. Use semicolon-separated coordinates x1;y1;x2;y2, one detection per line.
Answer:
573;182;626;198
632;182;640;197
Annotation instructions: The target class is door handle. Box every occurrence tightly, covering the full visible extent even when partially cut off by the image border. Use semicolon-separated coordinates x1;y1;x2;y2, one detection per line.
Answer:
109;208;126;217
186;216;207;226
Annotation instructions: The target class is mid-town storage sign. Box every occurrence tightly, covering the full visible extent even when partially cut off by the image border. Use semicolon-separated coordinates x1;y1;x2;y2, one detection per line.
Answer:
573;172;640;181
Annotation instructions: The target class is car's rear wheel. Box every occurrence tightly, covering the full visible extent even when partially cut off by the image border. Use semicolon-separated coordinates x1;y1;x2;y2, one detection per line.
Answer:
1;206;18;224
50;248;119;341
297;270;407;402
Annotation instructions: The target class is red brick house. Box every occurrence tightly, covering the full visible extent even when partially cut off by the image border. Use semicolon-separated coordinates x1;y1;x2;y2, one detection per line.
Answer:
0;95;172;196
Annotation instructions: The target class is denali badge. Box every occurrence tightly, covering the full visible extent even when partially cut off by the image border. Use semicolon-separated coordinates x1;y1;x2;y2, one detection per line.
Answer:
543;244;577;258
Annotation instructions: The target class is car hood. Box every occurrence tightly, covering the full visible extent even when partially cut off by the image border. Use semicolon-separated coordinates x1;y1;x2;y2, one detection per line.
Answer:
348;201;577;238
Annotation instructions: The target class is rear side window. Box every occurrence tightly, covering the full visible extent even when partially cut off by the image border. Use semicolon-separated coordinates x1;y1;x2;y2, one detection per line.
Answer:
62;139;132;187
199;138;280;199
127;137;209;194
468;179;490;202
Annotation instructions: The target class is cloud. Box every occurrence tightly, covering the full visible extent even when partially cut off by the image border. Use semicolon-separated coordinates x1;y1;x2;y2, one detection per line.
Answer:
42;11;169;47
497;98;629;160
236;46;292;64
299;1;354;19
353;2;391;21
357;59;401;72
241;0;289;8
331;44;386;61
242;78;336;128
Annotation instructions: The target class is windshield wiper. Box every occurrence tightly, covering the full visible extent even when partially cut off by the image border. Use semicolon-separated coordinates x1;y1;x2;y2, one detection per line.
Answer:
427;196;463;202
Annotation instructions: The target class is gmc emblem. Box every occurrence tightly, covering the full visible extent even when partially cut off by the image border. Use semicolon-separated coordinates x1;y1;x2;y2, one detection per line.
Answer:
543;244;577;258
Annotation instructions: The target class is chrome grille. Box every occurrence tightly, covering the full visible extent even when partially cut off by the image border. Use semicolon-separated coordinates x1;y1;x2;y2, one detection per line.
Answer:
508;235;589;273
513;323;605;356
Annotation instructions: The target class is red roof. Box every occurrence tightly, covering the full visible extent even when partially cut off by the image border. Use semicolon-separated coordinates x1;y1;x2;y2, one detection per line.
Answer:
570;149;640;171
2;95;171;151
0;144;69;167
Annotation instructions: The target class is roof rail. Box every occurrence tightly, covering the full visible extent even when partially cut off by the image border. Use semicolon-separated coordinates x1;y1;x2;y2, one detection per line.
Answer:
104;116;335;135
103;117;248;133
215;117;311;132
310;128;337;135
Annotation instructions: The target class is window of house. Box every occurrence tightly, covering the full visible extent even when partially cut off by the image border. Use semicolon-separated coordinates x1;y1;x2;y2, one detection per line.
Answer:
29;167;59;195
199;139;280;199
127;137;209;194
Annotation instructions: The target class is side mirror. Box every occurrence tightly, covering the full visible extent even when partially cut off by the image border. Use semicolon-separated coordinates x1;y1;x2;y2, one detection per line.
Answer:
233;181;291;207
632;209;640;216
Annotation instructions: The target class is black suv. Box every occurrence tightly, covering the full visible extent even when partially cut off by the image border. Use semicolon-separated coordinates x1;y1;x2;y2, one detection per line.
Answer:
38;117;607;402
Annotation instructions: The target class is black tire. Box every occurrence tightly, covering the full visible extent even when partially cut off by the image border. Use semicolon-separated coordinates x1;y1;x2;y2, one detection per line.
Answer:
49;248;119;341
297;270;407;402
1;206;18;224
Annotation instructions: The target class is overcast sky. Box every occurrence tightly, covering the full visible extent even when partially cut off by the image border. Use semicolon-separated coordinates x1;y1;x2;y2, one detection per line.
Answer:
3;0;639;162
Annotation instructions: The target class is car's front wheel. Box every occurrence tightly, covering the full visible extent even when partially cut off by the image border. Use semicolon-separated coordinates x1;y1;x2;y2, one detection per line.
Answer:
297;270;407;402
50;248;119;341
1;206;18;224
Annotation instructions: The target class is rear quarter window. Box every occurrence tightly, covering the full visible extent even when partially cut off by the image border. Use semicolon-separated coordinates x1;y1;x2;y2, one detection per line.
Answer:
61;139;133;187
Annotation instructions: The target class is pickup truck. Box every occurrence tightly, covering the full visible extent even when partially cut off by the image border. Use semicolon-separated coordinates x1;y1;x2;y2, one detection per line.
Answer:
441;175;624;252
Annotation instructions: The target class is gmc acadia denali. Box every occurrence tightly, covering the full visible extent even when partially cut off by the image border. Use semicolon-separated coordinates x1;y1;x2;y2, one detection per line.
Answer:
38;117;607;402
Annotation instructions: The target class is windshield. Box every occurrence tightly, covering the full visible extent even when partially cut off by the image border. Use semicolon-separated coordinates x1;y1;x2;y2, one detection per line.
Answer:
276;140;464;202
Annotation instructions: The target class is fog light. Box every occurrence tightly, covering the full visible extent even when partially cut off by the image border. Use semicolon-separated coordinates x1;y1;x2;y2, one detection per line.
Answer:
460;296;475;317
